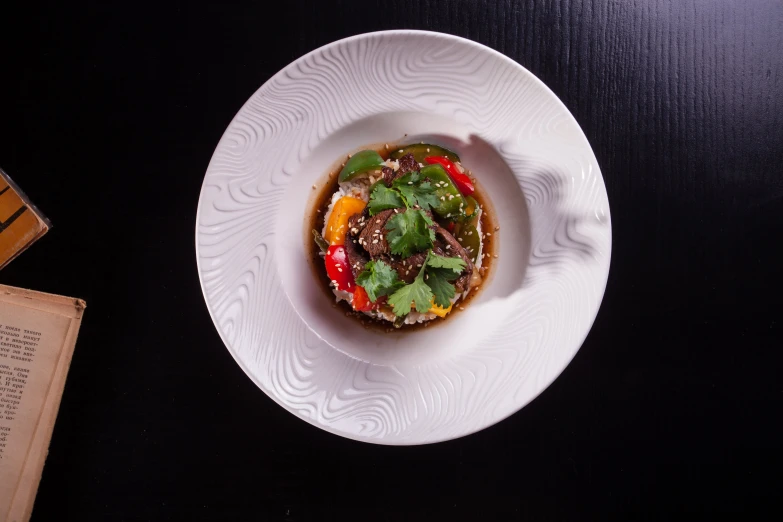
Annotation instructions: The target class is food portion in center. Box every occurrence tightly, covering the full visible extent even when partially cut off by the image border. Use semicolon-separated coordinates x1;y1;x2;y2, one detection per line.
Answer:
313;143;487;327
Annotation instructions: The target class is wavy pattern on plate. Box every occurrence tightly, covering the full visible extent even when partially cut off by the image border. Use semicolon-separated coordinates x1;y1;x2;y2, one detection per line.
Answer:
196;31;611;444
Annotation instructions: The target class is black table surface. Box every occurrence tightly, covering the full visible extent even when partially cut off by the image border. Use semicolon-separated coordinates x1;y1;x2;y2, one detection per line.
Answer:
2;1;781;520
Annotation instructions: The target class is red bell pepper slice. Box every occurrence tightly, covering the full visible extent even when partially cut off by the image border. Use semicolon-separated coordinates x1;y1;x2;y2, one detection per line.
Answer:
424;156;475;195
352;285;373;312
324;245;355;292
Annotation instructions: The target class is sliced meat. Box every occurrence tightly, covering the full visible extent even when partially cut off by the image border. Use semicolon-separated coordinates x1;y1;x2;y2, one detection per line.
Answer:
347;208;370;235
386;251;428;284
382;166;396;187
433;225;474;293
358;209;395;258
397;153;420;176
343;233;369;279
384;153;420;186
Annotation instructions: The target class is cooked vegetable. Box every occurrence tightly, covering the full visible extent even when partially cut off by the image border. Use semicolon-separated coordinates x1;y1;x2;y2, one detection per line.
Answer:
425;156;474;195
324;245;355;291
338;150;385;182
385;209;435;257
419;164;464;218
351;286;373;312
312;229;329;253
459;195;479;225
429;301;453;317
455;224;480;263
390;143;460;163
324;196;366;244
355;259;404;302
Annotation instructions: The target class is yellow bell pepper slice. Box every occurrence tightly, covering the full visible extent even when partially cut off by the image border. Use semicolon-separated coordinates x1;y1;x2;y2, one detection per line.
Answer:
429;300;453;318
324;196;366;245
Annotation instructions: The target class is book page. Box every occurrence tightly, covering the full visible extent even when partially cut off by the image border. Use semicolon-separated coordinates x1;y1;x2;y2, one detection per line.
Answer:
0;286;84;522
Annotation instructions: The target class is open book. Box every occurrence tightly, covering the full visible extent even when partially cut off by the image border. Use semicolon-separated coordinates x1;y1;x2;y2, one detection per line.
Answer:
0;285;85;522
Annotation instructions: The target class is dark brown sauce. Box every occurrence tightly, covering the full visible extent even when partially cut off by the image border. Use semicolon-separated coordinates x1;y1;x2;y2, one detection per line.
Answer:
306;144;497;332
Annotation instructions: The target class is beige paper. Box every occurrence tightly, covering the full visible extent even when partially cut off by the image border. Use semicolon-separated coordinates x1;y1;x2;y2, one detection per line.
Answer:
0;285;85;522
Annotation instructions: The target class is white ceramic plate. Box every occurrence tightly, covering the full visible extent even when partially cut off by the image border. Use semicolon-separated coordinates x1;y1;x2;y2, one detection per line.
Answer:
196;30;611;445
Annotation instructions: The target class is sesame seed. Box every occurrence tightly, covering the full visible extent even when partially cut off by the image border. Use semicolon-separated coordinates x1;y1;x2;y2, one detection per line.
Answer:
373;239;379;244
405;270;410;275
458;237;463;241
459;203;463;208
420;141;424;144
446;213;451;217
486;232;491;236
376;219;381;223
385;144;389;149
317;209;321;213
312;184;317;189
337;267;343;272
347;153;352;158
426;148;430;152
467;231;473;236
408;181;413;185
416;264;422;268
495;226;500;231
334;264;340;267
374;229;380;233
425;275;429;280
446;245;451;250
440;196;445;201
393;209;399;213
448;194;454;200
353;240;357;244
493;254;498;258
342;163;345;167
398;149;403;153
459;306;464;310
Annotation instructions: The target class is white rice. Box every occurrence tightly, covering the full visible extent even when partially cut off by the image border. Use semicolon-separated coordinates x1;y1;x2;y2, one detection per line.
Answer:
325;160;482;324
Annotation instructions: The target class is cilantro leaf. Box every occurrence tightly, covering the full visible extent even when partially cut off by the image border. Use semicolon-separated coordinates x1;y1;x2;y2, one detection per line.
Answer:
425;269;457;307
368;184;405;215
425;251;466;274
355;260;404;302
385;209;435;257
392;172;440;211
387;271;434;316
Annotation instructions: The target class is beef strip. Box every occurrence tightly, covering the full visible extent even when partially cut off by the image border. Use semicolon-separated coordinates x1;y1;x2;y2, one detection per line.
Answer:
384;153;420;186
343;233;369;279
357;209;395;258
382;166;396;187
347;207;370;235
386;251;428;284
433;225;474;293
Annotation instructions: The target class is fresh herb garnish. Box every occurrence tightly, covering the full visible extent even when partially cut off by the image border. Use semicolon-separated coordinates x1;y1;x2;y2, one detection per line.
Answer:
355;259;404;302
367;184;406;215
387;268;434;316
387;251;467;316
392;171;439;211
367;170;439;215
385;209;436;258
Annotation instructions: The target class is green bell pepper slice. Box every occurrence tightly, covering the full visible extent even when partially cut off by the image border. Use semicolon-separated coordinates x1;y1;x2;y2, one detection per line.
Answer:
455;224;480;263
390;143;460;163
419;164;465;218
338;150;385;182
